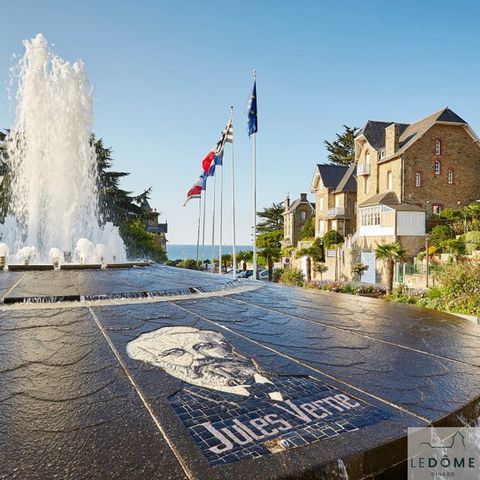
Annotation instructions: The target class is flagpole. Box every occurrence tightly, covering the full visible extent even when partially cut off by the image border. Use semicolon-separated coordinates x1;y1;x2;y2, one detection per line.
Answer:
195;194;202;266
211;173;216;272
201;186;207;268
230;106;237;277
252;71;257;280
218;163;223;275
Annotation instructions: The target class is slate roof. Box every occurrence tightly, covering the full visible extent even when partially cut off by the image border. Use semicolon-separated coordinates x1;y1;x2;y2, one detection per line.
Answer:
316;164;349;189
357;108;468;159
358;192;399;207
335;164;357;193
287;197;315;213
358;191;424;211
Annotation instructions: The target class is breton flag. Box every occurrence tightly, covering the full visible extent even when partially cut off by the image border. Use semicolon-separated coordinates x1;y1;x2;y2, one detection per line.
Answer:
202;117;234;175
184;174;206;206
247;79;257;136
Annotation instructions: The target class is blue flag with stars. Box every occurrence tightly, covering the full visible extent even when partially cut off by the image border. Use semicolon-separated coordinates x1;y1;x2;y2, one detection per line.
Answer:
247;80;257;136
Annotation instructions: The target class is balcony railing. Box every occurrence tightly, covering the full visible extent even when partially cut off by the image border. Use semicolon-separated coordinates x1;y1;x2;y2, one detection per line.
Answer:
327;207;346;217
357;163;371;175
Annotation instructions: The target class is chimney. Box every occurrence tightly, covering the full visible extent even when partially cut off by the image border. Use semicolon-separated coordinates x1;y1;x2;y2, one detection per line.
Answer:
385;123;400;158
285;194;290;211
300;193;308;202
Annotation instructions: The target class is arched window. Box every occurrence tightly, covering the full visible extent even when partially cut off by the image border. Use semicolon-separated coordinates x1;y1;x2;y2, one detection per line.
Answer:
434;160;441;175
365;151;370;164
435;139;442;156
448;169;454;184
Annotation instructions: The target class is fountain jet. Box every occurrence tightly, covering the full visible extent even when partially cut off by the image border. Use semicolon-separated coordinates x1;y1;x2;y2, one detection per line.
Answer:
1;34;126;264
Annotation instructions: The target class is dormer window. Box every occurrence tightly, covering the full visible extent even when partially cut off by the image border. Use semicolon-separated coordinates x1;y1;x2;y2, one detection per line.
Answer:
435;139;442;156
434;160;441;175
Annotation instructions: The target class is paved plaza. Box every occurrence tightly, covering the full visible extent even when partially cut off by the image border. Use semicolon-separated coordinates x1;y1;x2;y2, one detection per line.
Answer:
1;266;479;479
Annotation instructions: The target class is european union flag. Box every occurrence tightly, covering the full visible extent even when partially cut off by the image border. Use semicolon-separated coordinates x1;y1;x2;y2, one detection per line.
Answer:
247;80;257;136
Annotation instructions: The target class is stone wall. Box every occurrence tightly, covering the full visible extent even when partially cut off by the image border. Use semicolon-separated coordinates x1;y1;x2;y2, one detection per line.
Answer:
404;124;480;212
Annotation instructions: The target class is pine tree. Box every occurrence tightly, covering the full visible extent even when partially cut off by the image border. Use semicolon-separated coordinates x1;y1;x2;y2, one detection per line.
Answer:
324;125;359;166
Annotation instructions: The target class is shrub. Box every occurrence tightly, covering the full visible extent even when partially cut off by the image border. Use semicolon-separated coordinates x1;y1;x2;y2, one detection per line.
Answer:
464;231;480;254
322;230;344;250
431;262;480;315
279;267;304;286
429;224;455;249
272;268;283;283
177;259;200;270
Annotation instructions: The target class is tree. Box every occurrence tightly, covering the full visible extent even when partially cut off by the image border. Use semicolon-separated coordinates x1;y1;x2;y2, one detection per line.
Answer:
236;250;252;271
430;224;455;250
375;242;407;293
256;230;283;281
120;219;167;262
351;262;369;281
222;253;233;271
296;238;324;282
323;230;344;250
257;202;284;234
300;217;315;239
324;125;360;166
313;262;328;281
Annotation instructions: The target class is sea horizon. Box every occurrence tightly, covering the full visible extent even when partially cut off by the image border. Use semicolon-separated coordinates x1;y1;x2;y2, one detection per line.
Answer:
167;244;253;261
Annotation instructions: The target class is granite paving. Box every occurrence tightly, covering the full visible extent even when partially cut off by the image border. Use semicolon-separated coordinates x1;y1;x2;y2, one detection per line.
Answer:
0;265;479;480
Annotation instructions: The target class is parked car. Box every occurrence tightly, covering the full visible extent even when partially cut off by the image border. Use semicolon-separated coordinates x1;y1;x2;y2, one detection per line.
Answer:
236;270;254;279
258;270;269;280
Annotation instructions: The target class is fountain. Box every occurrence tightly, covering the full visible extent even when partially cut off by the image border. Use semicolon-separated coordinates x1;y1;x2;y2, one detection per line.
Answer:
0;33;127;265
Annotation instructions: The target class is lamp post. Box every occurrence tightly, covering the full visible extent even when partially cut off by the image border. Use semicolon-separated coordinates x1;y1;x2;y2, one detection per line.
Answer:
425;233;431;288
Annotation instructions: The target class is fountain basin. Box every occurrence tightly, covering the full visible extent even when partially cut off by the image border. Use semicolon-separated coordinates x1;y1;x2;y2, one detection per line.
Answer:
1;265;480;479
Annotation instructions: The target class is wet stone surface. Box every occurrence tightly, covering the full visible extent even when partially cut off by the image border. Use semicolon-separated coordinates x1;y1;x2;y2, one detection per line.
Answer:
1;266;480;479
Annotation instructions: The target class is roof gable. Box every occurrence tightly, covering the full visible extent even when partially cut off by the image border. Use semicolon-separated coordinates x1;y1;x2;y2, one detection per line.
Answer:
335;163;357;193
315;164;349;189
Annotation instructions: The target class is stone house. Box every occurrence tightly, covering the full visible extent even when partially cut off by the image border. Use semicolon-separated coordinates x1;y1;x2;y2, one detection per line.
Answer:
310;163;357;238
282;193;315;248
141;200;168;252
354;107;480;283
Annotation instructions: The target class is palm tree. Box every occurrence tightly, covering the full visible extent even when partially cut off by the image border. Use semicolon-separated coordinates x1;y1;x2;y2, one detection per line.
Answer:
236;250;253;271
375;242;406;293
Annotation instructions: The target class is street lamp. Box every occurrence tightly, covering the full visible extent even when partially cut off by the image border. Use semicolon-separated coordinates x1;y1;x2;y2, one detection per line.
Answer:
425;233;431;288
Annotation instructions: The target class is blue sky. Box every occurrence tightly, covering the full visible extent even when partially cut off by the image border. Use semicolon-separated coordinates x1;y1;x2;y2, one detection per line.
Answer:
1;1;480;244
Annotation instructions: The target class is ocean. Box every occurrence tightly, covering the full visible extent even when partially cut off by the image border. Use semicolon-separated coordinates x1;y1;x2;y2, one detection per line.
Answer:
167;244;253;261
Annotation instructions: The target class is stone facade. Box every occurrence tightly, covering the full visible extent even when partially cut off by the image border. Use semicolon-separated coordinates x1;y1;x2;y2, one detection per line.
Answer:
310;164;357;239
353;107;480;284
283;193;315;248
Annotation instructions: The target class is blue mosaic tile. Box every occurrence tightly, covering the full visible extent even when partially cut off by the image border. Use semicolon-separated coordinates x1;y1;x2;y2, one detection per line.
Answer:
170;376;391;466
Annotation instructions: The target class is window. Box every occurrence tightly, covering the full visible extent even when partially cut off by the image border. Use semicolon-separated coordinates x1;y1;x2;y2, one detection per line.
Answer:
387;171;393;190
300;211;306;222
319;197;324;210
379;149;385;160
435;139;442;156
432;204;442;215
335;195;340;208
360;206;383;226
366;151;370;164
448;169;454;184
434;160;441;175
364;176;370;194
415;172;422;187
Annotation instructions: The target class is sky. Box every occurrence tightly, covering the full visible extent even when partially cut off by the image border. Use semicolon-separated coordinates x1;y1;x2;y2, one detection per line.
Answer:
1;0;480;244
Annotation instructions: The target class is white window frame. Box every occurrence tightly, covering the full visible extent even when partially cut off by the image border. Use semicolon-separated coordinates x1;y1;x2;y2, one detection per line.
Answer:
415;172;421;187
435;139;441;156
387;171;393;190
366;151;370;164
364;176;370;194
448;169;454;185
434;160;441;175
